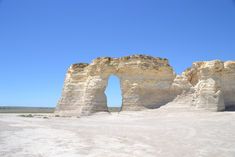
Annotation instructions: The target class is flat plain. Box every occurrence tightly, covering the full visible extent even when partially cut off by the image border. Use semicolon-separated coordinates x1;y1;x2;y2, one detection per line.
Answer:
0;110;235;157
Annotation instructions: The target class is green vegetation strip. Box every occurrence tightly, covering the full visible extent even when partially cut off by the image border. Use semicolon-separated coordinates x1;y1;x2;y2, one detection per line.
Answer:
0;106;55;113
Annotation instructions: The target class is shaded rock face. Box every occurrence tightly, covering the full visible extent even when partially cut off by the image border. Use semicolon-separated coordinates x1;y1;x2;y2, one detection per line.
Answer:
55;55;235;116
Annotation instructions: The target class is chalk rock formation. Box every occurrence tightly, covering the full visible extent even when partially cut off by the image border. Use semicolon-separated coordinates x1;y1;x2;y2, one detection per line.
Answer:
165;60;235;111
55;55;235;116
56;55;175;116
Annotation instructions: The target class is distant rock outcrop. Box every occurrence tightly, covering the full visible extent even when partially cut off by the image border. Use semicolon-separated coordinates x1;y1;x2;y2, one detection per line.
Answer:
55;55;235;116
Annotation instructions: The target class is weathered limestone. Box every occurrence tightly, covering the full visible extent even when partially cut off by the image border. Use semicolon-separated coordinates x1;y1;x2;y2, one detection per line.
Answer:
55;55;235;116
56;55;175;116
222;61;235;108
165;60;235;111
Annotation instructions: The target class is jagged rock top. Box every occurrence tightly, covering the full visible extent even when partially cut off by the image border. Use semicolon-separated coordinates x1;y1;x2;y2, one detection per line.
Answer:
183;60;235;86
95;54;168;62
69;55;172;73
91;54;169;66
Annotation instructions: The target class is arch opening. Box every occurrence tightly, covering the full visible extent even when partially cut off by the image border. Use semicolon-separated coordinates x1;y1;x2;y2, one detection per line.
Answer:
105;75;122;112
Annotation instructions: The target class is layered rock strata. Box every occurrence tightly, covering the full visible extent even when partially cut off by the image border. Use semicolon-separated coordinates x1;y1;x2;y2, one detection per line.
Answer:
165;60;235;111
55;55;235;116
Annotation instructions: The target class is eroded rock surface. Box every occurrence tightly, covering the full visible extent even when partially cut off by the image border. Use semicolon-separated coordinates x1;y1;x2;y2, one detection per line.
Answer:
165;60;235;111
55;55;235;116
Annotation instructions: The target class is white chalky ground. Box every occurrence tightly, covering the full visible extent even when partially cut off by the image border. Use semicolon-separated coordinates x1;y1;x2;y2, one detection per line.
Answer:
0;110;235;157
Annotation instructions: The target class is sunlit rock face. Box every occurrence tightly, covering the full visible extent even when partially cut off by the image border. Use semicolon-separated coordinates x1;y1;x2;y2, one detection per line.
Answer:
56;55;175;116
165;60;235;111
55;55;235;116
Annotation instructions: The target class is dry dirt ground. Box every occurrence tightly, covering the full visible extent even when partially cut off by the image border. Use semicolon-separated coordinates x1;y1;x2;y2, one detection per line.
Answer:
0;110;235;157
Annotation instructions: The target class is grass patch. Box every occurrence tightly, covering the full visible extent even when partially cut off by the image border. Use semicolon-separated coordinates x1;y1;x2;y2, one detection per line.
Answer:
19;114;34;118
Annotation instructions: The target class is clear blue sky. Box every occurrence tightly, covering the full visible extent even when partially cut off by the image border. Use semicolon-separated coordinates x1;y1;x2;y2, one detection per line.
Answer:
0;0;235;107
105;75;122;107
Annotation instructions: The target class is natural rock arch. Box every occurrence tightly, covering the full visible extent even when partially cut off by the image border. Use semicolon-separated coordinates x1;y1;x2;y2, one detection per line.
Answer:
55;55;235;116
56;55;176;116
105;75;122;108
